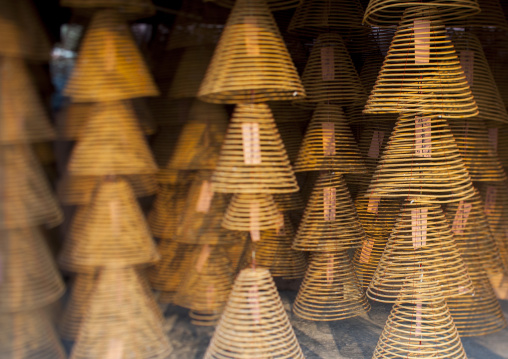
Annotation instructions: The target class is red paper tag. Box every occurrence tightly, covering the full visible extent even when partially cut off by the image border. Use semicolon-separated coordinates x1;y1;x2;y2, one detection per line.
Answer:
195;244;211;273
460;50;474;86
196;180;214;213
484;186;497;215
248;285;261;323
415;302;422;335
105;339;124;359
452;200;472;235
488;128;498;153
415;116;431;158
321;46;335;81
326;256;334;285
367;196;380;214
323;187;336;221
250;202;260;242
322;122;336;156
412;208;427;249
244;16;260;56
414;19;430;64
368;130;385;159
359;239;374;263
242;122;261;164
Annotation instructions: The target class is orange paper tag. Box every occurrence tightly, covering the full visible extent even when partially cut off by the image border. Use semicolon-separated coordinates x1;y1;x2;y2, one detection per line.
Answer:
359;239;374;263
244;16;260;56
411;208;427;249
415;302;422;335
250;202;260;242
105;339;124;359
460;50;474;86
484;186;497;215
322;122;336;156
321;46;335;81
367;196;380;214
196;180;214;213
415;116;431;158
195;244;211;273
368;130;385;158
242;122;261;164
414;19;430;64
323;187;336;221
326;256;334;285
488;128;498;153
248;285;261;323
452;200;472;235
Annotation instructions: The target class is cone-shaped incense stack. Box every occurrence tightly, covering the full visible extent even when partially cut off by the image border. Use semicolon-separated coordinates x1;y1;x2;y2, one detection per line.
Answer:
293;172;366;251
60;0;155;18
69;267;172;359
372;274;468;359
68;101;158;176
446;0;508;30
363;0;480;26
222;193;281;232
293;250;370;321
295;33;365;107
203;268;305;359
64;9;158;102
293;103;367;173
363;7;478;118
59;178;159;272
0;227;65;312
366;113;475;203
197;0;305;104
367;199;473;303
212;103;298;194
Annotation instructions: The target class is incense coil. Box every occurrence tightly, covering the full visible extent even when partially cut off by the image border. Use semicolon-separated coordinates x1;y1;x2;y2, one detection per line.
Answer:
0;227;65;312
211;103;299;194
57;174;157;205
251;213;307;279
161;100;228;171
365;113;475;203
174;246;234;326
0;57;54;143
276;122;304;164
70;267;172;359
446;0;508;30
489;273;508;300
451;32;508;124
59;178;159;272
148;183;189;239
197;0;305;104
64;9;159;102
448;119;506;182
364;7;478;118
222;193;281;231
293;172;366;251
204;0;301;11
269;101;312;123
293;250;370;321
203;268;305;359
148;240;197;301
477;181;508;229
224;233;249;273
445;189;505;273
273;191;305;211
294;104;367;173
372;275;468;359
68;100;158;176
352;234;390;289
294;33;365;107
61;0;155;19
367;199;474;303
0;309;66;359
0;0;51;61
497;124;508;169
363;0;480;26
0;144;63;229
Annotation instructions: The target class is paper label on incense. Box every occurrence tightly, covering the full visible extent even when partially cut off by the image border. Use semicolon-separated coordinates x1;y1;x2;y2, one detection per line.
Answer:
414;19;430;64
276;213;285;236
195;244;211;273
242;122;261;164
488;127;498;153
248;285;261;323
196;180;214;213
415;302;422;335
326;256;334;285
323;187;336;221
322;122;336;156
367;196;380;214
368;131;385;158
460;50;474;86
484;186;497;215
244;16;260;56
321;47;335;81
359;239;374;263
250;202;261;242
105;339;124;359
452;200;472;235
415;116;431;158
411;208;427;249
